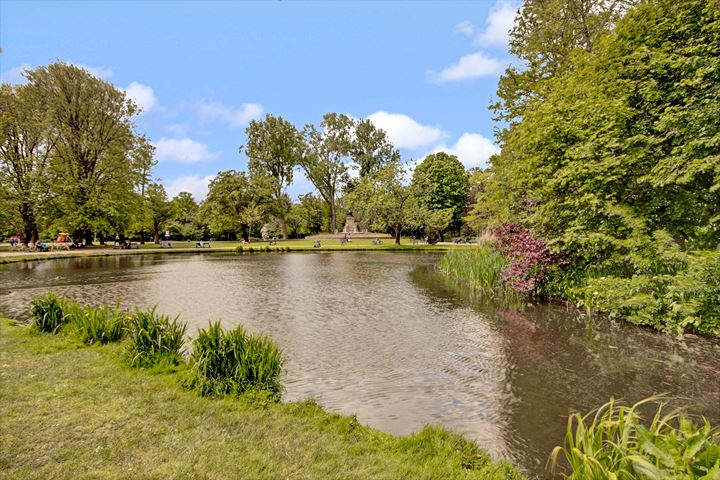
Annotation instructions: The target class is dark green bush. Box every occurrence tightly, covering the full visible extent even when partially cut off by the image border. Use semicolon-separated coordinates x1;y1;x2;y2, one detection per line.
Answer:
30;292;69;334
126;307;187;367
186;321;283;398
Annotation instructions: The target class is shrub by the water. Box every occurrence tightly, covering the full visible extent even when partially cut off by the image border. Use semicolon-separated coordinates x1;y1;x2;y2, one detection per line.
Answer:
550;398;720;479
30;292;69;334
68;303;126;345
126;307;187;367
187;321;283;398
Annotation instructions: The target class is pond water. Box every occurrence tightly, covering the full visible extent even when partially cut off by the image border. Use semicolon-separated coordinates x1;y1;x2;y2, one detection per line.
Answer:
1;252;718;479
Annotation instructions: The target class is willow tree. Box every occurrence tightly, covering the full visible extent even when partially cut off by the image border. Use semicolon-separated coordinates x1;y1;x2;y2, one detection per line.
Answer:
27;62;140;244
243;114;304;239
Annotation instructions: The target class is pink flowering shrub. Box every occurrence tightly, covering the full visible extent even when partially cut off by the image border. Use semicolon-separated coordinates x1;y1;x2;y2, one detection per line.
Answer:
492;223;560;294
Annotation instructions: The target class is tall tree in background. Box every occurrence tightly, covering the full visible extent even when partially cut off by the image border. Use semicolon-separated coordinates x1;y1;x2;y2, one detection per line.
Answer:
350;118;399;178
346;161;421;245
0;82;56;244
301;113;353;233
201;170;272;241
244;114;304;239
411;152;469;239
28;62;140;244
145;182;171;244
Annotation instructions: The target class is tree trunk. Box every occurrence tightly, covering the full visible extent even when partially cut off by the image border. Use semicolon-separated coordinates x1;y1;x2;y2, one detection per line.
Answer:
20;202;39;245
84;229;94;246
277;216;289;240
394;226;401;245
153;230;160;244
139;229;145;244
330;198;337;234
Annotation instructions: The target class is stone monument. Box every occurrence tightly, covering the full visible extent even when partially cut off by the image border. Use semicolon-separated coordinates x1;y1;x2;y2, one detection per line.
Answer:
343;211;366;234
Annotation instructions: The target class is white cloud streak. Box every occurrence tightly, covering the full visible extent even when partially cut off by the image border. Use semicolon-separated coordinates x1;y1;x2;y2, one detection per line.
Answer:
431;133;500;169
366;111;446;150
165;174;216;201
154;138;221;164
427;51;504;84
124;82;158;114
456;0;519;47
195;100;264;128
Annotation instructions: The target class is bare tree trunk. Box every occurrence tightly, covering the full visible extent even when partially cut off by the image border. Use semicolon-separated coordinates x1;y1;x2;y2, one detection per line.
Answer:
330;198;337;234
277;216;289;240
394;226;401;245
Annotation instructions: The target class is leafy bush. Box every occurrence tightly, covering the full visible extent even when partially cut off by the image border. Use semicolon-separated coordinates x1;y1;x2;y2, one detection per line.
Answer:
550;398;720;479
186;321;283;398
573;250;720;335
492;223;561;294
126;307;187;367
68;303;126;345
30;292;69;334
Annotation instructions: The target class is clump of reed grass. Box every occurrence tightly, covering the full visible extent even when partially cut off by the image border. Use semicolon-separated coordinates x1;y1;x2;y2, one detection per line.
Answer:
439;246;518;301
126;307;187;368
186;321;283;399
30;292;69;334
67;303;126;345
550;397;720;479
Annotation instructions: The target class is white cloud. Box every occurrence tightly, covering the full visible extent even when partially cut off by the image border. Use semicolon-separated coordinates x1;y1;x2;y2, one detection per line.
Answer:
154;138;221;164
457;0;519;47
165;174;216;201
427;51;504;84
69;62;114;79
124;82;158;114
366;111;446;150
166;123;191;136
195;100;264;128
0;63;32;84
431;133;500;169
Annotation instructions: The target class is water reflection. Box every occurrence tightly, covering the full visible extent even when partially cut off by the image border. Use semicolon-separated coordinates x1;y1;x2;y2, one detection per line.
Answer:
1;252;718;479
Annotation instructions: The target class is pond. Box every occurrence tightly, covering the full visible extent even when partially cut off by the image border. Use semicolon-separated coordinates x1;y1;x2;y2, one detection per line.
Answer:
1;252;718;479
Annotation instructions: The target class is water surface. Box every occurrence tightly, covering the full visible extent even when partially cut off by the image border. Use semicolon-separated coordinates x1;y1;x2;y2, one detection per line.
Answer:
1;253;718;478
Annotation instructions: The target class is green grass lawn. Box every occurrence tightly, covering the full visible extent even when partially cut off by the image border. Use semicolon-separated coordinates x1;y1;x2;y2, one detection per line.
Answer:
0;320;524;479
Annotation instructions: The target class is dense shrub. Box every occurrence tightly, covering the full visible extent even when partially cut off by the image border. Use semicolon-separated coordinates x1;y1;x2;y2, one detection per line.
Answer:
186;321;283;398
30;292;69;334
550;398;720;479
126;307;187;367
492;223;560;294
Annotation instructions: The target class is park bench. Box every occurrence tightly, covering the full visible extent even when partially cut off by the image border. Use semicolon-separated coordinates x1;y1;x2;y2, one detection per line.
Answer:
196;241;211;248
268;238;278;246
372;238;383;246
160;240;173;248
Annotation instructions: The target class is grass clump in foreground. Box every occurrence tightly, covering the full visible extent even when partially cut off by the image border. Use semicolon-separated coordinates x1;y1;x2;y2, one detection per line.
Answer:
186;321;283;399
30;292;69;333
126;307;187;367
0;319;525;479
66;303;126;345
550;398;720;479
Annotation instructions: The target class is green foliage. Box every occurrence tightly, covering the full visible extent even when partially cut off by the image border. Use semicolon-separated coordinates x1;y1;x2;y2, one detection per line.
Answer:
550;398;720;479
126;307;187;368
30;292;69;334
67;303;126;345
438;247;519;302
411;152;469;235
186;321;283;398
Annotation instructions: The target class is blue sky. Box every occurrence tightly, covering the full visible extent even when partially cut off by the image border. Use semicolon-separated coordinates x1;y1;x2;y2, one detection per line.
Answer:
1;0;518;200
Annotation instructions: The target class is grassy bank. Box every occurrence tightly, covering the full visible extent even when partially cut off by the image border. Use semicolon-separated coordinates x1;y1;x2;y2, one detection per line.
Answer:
0;318;524;479
0;239;461;265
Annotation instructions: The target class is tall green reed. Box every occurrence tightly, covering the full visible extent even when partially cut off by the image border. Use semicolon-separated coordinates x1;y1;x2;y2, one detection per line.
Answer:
438;246;519;302
30;292;69;334
67;303;126;345
126;307;187;367
186;321;283;398
550;397;720;479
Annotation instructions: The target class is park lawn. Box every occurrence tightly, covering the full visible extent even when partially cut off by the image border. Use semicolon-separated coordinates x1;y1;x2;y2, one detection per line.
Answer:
0;320;524;480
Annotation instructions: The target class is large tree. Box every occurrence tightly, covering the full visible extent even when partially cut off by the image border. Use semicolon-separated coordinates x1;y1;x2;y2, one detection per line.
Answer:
346;161;421;245
0;82;57;244
243;114;304;239
349;118;399;178
27;62;141;244
301;113;353;233
411;152;469;239
201;170;272;241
